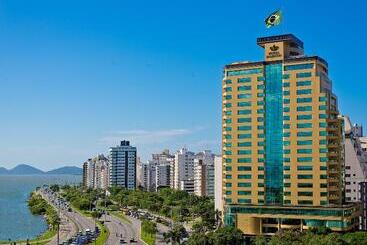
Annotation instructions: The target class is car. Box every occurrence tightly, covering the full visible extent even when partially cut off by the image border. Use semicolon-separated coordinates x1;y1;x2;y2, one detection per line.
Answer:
130;238;137;243
119;239;126;244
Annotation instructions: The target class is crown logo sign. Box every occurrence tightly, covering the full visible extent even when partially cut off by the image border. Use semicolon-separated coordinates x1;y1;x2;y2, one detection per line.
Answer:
270;45;279;51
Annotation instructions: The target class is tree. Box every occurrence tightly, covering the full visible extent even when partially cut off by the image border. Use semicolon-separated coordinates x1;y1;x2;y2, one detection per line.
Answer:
188;232;211;245
343;231;367;245
268;229;303;245
163;224;187;245
208;226;244;245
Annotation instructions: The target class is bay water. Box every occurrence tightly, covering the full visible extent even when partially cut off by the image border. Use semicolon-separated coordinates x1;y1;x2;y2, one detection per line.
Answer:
0;175;81;241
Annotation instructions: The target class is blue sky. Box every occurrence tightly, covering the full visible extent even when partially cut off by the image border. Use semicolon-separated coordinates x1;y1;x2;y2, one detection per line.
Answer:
0;0;366;170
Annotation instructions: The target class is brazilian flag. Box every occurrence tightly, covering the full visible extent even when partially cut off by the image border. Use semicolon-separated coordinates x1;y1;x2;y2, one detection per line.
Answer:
265;10;282;28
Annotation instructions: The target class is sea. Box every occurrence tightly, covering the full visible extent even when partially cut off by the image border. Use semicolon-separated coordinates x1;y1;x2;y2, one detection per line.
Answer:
0;175;81;242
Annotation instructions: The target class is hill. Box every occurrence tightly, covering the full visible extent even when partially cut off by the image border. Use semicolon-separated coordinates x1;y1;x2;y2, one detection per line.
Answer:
7;164;44;175
0;164;82;175
46;166;82;175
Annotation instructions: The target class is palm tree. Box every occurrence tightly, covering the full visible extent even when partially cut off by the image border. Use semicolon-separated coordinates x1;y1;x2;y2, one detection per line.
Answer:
163;224;187;245
214;209;223;230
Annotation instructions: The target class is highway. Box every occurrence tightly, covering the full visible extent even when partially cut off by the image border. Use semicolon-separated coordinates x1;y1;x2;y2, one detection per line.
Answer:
104;213;142;245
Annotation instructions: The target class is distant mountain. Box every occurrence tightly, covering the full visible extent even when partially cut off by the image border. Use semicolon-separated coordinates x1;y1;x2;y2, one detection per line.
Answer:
0;167;8;174
0;164;82;175
46;166;82;175
7;164;44;175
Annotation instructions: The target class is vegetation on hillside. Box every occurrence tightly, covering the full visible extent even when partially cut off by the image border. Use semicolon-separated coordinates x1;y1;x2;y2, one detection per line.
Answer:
28;193;59;229
252;228;367;245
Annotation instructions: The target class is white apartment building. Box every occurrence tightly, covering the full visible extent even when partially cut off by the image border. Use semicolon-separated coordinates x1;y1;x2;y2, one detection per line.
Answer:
173;148;195;191
361;137;367;153
82;154;109;190
343;116;367;202
109;140;137;190
194;150;215;197
214;155;223;212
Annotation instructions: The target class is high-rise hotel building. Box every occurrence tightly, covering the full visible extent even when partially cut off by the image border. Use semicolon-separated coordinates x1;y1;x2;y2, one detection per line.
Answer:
222;34;360;235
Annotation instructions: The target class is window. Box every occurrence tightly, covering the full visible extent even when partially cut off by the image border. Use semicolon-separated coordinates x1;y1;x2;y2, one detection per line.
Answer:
238;199;251;204
283;158;290;162
283;74;290;79
225;103;232;108
238;150;252;155
225;175;232;179
284;63;314;71
257;101;265;106
238;101;251;107
257;85;265;90
319;97;327;102
224;158;232;163
320;148;328;153
224;150;232;155
283;90;290;96
224;143;232;147
297;140;312;145
284;149;291;154
319;131;327;136
296;81;312;86
297;115;312;120
297;166;313;171
238;158;251;163
297;97;312;103
224;95;232;100
257;93;265;97
319;122;327;128
284;99;290;104
238;183;251;187
320;157;328;162
238;126;251;131
284;107;290;112
298;192;313;196
297;132;312;137
224;127;232;131
225;111;232;116
297;89;312;95
319;114;327;119
299;200;313;205
258;133;265;138
238;142;252;147
238;174;251;179
238;110;251;115
320;139;327;145
257;76;265;81
297;123;312;128
238;118;251;123
258;142;265;146
257;125;264;130
257;109;265;114
225;191;232;195
258;149;265;154
257;117;264;122
238;191;251;195
298;174;313;179
225;87;232;92
224;134;232;139
238;166;251;171
283;124;290;129
283;115;290;120
224;79;232;84
283;82;290;87
227;68;262;76
238;86;251;91
225;119;232;124
238;77;251;83
298;157;313;162
296;72;312;78
225;166;232;171
298;183;313;188
238;134;251;139
297;149;312;154
237;94;251;99
297;106;312;111
225;183;232;187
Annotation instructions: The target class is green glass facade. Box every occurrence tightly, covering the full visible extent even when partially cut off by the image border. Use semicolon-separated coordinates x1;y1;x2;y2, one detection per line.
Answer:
265;63;284;204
